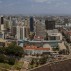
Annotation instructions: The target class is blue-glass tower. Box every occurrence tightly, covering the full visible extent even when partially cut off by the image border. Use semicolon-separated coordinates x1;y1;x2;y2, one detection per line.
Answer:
30;17;34;32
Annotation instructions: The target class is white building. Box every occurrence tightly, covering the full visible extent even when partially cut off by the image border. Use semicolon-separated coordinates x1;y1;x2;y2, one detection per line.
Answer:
47;29;62;41
16;25;26;40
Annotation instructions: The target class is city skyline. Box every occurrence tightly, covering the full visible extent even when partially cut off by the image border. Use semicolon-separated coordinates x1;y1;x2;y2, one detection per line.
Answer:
0;0;71;15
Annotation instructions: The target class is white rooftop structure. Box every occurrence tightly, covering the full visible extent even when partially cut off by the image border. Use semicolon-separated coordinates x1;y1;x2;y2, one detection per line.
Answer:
47;29;59;33
43;44;52;51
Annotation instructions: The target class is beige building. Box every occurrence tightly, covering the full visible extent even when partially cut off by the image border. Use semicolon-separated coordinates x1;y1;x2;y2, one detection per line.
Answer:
47;29;62;41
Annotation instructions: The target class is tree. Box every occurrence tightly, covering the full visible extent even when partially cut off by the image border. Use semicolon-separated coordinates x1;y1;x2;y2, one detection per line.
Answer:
0;42;24;65
13;46;24;57
30;59;34;65
0;54;6;63
0;47;6;54
8;57;15;65
29;32;35;40
39;56;47;65
6;42;24;57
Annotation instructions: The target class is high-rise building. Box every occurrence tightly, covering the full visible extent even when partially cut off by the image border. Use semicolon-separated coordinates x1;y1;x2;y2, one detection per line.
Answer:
25;27;30;39
10;18;17;38
0;16;4;30
45;19;55;30
35;20;46;38
1;16;4;24
11;26;16;37
16;25;27;40
4;19;10;31
0;16;5;39
30;17;34;32
24;18;30;38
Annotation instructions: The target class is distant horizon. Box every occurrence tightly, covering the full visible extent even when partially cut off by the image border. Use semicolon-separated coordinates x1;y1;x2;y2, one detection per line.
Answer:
0;0;71;15
1;13;71;16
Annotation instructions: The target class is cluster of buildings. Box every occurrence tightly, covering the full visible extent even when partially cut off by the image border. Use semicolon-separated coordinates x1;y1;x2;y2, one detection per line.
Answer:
0;15;70;55
61;27;71;42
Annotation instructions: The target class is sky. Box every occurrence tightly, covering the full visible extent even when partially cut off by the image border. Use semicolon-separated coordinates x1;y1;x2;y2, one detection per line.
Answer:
0;0;71;15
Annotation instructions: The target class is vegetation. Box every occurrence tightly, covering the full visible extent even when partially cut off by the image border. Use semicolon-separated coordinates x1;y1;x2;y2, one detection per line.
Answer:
8;57;16;65
12;62;24;70
29;55;48;69
6;44;24;57
0;42;24;65
39;56;47;65
0;63;11;70
0;54;7;63
59;49;68;55
52;47;59;51
29;32;35;40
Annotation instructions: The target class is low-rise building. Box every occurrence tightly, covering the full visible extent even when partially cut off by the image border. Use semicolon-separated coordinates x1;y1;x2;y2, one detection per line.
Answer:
48;33;62;41
24;44;52;55
47;29;62;41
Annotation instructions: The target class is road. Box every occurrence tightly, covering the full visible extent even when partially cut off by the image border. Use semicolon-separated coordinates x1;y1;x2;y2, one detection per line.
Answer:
20;61;29;71
19;56;32;71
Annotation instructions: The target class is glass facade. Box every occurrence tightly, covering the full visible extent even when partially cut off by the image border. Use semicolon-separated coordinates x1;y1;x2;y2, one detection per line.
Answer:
30;17;34;32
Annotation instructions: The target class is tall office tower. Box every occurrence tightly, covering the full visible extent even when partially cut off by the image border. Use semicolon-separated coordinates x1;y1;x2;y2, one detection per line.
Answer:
35;20;46;38
9;16;12;28
25;27;30;39
11;18;17;38
4;19;10;31
24;18;29;27
24;18;30;38
11;26;16;37
45;19;55;30
0;16;4;30
1;16;4;24
20;26;27;40
16;26;20;40
0;16;5;39
16;25;27;40
30;17;34;32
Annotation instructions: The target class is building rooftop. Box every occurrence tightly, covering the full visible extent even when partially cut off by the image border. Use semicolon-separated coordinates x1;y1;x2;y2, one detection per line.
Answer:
27;40;61;43
24;45;51;51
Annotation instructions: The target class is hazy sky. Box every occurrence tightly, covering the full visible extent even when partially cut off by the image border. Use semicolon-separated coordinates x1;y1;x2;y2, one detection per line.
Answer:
0;0;71;15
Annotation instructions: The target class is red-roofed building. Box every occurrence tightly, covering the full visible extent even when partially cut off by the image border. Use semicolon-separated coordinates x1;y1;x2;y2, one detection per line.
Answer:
34;36;44;41
24;45;52;55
